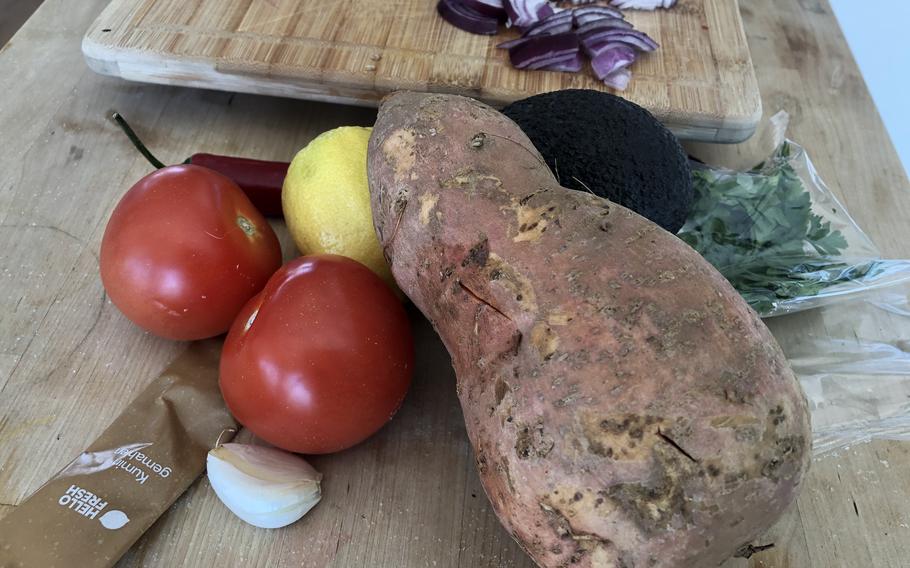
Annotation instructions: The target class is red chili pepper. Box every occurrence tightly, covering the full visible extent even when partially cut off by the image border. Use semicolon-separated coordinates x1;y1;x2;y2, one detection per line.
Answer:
187;153;287;217
112;113;289;218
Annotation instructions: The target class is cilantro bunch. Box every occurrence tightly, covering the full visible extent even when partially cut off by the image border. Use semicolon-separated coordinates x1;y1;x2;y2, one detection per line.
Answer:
678;143;875;316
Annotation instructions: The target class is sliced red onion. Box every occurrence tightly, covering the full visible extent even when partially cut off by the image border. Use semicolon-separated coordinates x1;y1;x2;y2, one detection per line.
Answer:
582;37;656;55
575;17;634;36
522;11;575;37
571;5;624;23
437;0;501;35
497;36;529;49
574;12;623;26
572;5;625;17
581;39;620;59
539;52;585;72
508;32;580;69
611;0;677;9
529;9;575;26
504;0;555;30
602;67;632;90
590;45;636;80
580;29;659;52
524;19;574;36
439;0;664;90
462;0;508;21
497;11;573;49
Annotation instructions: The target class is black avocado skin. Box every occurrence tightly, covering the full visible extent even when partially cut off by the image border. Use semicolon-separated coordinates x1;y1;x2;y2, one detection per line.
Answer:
502;89;693;233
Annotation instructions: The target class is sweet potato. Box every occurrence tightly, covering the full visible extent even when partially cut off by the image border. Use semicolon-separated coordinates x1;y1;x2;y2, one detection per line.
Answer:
367;92;811;568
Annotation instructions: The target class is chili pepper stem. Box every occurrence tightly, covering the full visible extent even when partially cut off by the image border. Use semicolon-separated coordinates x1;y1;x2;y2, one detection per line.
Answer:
111;112;168;169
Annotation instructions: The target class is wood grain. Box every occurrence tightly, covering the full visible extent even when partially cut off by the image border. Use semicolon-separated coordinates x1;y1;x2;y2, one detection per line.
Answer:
80;0;761;142
1;0;910;567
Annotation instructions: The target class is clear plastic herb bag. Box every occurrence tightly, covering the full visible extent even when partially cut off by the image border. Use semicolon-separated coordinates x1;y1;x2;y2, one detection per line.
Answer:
766;283;910;454
678;140;910;317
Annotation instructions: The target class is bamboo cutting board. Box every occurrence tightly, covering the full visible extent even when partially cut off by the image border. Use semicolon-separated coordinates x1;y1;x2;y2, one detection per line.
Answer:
82;0;759;142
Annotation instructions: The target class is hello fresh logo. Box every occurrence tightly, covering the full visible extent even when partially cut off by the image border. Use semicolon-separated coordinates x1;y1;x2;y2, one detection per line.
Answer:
58;484;130;530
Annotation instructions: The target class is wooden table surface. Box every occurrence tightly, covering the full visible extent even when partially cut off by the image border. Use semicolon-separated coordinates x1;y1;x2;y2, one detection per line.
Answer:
1;1;908;567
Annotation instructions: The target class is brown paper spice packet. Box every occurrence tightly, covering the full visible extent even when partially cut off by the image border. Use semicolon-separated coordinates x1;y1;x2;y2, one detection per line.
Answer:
0;340;237;567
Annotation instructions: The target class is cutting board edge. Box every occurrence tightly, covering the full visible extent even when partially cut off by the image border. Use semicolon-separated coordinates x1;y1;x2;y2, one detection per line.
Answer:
82;35;760;144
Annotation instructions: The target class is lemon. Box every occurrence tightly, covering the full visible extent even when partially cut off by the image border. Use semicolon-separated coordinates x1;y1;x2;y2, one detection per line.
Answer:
282;126;396;290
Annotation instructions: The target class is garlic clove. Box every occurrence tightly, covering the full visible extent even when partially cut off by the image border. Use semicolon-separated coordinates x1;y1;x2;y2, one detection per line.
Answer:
207;442;322;529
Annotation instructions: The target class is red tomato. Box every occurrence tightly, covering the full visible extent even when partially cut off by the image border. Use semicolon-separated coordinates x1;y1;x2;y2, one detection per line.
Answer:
219;255;414;454
100;165;282;340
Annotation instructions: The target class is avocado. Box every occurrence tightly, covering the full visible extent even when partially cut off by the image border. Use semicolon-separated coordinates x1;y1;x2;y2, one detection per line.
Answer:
502;89;693;233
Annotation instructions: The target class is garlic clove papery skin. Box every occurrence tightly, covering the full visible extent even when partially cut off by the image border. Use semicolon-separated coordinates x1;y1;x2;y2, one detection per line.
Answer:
207;442;322;529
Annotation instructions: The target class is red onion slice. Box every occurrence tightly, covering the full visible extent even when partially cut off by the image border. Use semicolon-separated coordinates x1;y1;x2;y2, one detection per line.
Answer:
529;9;575;26
539;52;585;72
522;11;575;36
508;32;580;69
611;0;677;10
580;29;659;51
463;0;508;20
602;67;632;90
574;12;623;26
575;18;635;35
524;19;575;36
581;39;618;58
590;45;636;80
504;0;555;30
437;0;501;34
497;36;529;49
572;5;624;23
496;36;524;49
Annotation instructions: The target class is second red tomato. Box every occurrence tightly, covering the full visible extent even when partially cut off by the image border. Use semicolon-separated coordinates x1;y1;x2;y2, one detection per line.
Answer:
219;255;414;454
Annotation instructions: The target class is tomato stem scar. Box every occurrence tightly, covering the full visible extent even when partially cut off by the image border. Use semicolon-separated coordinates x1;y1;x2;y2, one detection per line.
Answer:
236;216;256;236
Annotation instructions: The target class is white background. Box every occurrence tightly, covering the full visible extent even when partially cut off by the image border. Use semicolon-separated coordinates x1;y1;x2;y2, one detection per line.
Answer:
830;0;910;176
